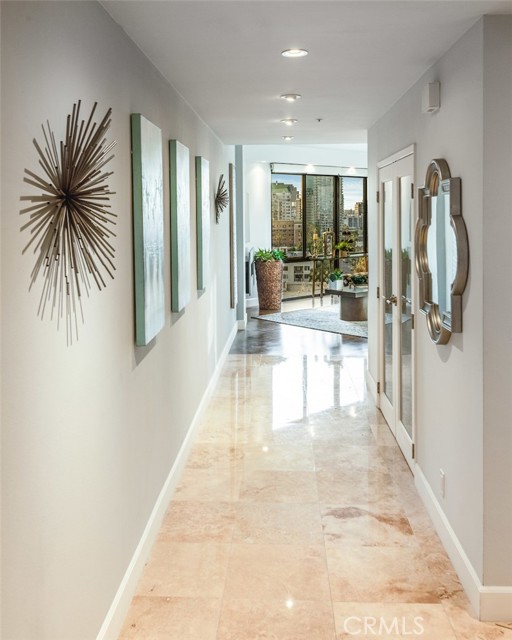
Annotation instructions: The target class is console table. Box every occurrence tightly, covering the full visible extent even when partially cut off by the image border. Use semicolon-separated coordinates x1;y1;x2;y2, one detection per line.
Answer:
324;287;368;321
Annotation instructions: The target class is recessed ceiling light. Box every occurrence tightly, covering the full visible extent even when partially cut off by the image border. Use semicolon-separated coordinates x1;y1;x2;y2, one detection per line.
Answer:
281;49;308;58
281;119;297;126
282;136;294;141
280;94;302;102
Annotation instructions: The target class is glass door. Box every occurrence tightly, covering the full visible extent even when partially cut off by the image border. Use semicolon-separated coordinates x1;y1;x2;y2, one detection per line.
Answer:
382;179;394;415
378;152;415;470
399;175;413;441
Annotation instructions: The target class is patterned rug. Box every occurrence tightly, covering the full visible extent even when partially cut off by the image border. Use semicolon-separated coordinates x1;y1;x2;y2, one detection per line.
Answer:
253;306;368;338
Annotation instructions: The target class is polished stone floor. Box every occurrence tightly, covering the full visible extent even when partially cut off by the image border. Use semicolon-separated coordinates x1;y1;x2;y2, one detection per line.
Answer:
119;300;512;639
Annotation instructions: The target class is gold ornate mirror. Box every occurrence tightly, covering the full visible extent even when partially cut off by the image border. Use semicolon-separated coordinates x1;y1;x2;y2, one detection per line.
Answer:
415;159;469;345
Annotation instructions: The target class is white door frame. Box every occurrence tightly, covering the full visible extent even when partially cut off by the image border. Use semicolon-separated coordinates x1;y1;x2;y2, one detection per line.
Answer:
377;145;416;471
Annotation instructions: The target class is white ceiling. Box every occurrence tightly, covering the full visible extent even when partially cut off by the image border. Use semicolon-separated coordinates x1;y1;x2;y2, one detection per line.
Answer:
101;0;512;145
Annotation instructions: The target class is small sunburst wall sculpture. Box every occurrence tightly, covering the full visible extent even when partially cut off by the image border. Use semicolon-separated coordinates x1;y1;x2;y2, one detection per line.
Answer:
20;100;116;337
214;174;228;223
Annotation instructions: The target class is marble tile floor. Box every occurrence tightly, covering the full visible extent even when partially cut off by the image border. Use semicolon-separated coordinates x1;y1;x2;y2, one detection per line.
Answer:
119;300;512;640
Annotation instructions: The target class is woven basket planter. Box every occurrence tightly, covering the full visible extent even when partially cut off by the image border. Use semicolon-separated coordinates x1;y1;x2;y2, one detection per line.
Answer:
255;260;284;311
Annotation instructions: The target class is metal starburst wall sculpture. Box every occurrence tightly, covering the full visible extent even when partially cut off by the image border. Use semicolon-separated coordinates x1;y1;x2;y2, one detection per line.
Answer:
214;173;228;223
20;100;116;339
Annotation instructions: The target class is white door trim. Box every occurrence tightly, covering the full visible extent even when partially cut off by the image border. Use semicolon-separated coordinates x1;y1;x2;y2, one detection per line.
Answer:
377;144;415;169
377;146;416;470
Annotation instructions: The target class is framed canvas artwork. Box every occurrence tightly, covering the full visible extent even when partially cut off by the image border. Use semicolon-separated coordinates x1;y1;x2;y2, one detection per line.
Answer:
131;114;165;346
195;156;210;291
169;140;191;312
229;162;237;309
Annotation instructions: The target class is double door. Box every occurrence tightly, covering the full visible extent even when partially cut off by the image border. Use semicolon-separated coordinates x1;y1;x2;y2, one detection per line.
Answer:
378;150;415;470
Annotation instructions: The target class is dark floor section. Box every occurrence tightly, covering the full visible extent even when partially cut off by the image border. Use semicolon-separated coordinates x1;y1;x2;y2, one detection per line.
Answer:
231;306;367;358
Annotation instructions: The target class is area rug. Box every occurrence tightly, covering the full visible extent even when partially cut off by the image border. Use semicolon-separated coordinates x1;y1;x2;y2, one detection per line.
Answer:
253;306;368;338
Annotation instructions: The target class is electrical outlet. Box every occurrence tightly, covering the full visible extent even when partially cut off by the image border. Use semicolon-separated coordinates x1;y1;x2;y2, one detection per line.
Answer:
440;469;446;498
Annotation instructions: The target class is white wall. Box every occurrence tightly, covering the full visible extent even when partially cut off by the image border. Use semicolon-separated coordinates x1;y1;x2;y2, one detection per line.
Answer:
368;16;512;616
0;2;235;639
0;3;3;637
482;16;512;589
243;144;367;252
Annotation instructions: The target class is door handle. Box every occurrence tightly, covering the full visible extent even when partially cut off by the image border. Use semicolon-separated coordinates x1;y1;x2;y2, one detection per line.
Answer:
385;294;398;305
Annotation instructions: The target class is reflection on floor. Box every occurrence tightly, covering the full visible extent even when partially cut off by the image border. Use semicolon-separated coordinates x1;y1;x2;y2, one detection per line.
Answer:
119;300;511;639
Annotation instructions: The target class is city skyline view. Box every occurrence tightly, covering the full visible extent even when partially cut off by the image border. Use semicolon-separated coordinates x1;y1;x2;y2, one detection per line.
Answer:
271;173;365;210
271;172;367;260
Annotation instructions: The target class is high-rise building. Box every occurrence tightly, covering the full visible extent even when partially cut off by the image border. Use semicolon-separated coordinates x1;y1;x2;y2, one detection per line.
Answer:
271;182;302;222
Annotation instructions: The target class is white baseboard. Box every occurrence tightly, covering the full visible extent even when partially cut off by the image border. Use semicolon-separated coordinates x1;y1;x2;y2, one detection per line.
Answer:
96;322;238;640
414;466;482;616
480;587;512;622
415;466;512;622
237;316;247;330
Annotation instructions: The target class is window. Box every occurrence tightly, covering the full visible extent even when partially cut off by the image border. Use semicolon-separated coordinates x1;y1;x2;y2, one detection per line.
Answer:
271;174;303;257
305;175;335;255
338;176;367;254
271;172;367;260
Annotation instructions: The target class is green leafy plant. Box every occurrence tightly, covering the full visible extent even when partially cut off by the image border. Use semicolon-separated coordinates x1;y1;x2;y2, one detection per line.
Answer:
335;240;351;254
336;227;358;254
328;268;344;281
254;248;286;262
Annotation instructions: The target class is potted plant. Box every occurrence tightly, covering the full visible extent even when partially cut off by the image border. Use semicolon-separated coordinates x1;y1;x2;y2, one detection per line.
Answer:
328;268;344;290
335;240;351;257
254;248;285;311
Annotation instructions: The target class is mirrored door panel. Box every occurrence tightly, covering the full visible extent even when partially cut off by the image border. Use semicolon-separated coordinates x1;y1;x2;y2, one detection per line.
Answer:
400;176;413;438
383;180;394;406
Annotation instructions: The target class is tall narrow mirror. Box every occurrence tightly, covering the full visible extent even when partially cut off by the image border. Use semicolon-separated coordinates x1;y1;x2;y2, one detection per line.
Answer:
415;159;469;345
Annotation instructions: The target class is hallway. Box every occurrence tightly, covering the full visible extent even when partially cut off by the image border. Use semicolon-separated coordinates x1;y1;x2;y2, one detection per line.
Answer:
119;303;511;639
